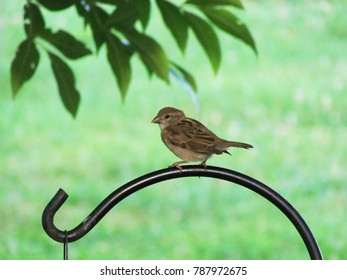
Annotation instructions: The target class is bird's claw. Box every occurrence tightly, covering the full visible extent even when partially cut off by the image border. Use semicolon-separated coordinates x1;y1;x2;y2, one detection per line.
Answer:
201;161;207;170
169;162;183;173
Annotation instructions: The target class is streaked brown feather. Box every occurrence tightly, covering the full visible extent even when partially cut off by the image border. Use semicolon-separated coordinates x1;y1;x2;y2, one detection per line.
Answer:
165;118;223;155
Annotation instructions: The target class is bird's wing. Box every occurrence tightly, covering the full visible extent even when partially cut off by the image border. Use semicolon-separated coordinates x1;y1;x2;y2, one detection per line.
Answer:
167;118;222;154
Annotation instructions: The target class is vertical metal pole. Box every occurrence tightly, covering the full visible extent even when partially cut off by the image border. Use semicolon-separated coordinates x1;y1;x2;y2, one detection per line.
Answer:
63;230;68;260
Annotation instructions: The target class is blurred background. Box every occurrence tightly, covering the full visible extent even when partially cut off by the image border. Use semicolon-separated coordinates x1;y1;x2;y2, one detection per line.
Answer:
1;0;346;259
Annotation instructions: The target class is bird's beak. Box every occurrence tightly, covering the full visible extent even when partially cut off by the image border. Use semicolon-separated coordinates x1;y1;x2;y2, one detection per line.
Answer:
151;116;161;124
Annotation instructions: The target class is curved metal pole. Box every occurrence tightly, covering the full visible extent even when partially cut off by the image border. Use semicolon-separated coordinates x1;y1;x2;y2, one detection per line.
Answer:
42;165;323;259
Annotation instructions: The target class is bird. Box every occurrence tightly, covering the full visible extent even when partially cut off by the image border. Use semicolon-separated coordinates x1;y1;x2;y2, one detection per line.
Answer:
151;107;253;170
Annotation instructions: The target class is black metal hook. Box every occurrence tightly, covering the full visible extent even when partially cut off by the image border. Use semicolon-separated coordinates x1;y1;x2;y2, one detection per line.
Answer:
42;165;323;259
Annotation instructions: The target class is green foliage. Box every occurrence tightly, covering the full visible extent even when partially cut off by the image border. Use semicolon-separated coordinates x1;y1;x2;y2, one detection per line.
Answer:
184;11;221;74
157;0;188;52
106;34;132;98
40;29;92;59
10;0;256;117
48;52;80;117
202;8;257;54
10;39;40;96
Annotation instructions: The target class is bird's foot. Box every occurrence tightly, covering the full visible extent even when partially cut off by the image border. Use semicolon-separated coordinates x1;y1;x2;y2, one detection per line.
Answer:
200;161;207;170
169;162;183;173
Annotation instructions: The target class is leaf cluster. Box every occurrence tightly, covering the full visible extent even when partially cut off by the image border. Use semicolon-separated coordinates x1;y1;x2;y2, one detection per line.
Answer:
11;0;257;117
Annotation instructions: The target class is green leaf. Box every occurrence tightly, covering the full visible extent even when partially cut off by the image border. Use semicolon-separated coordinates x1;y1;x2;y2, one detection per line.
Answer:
40;29;92;59
122;29;169;82
97;0;121;4
48;52;80;117
202;8;257;54
37;0;75;11
157;0;188;52
170;62;198;92
11;39;40;97
90;4;109;50
106;34;131;99
106;1;138;28
75;1;90;26
185;0;244;9
132;0;150;30
24;2;45;38
184;11;221;73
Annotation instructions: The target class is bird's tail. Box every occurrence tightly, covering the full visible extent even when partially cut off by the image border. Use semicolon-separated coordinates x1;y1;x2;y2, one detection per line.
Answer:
214;140;253;155
224;141;253;150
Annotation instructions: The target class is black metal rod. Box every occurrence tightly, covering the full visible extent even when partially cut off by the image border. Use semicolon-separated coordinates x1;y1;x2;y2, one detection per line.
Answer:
63;230;68;260
42;165;323;259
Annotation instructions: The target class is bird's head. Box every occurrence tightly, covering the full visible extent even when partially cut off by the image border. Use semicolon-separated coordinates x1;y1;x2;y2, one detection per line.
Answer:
151;107;185;129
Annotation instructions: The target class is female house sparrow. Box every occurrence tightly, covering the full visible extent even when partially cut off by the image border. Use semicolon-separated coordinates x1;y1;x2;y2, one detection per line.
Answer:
152;107;253;169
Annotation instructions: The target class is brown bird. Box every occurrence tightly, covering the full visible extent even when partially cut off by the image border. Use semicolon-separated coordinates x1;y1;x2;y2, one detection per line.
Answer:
152;107;253;170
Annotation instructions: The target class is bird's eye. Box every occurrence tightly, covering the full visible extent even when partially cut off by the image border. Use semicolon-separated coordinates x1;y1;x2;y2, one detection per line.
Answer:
165;114;170;119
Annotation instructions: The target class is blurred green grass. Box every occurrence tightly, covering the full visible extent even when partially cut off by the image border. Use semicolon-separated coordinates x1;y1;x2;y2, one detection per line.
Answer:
1;0;346;259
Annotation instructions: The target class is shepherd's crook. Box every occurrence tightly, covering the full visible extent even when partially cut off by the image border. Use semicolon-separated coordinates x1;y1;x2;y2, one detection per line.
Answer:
42;165;323;259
